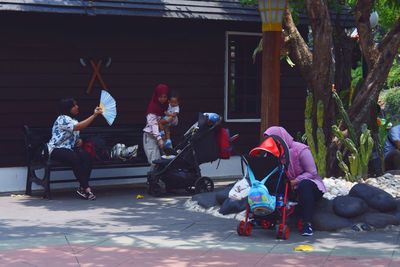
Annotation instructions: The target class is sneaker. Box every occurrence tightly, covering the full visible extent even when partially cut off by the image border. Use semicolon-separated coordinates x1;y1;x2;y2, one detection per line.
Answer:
77;189;96;200
85;191;96;200
76;188;86;199
302;223;313;236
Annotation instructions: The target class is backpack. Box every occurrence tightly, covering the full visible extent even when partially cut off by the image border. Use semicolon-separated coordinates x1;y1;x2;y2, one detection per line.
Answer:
247;165;279;216
83;136;110;162
217;127;232;159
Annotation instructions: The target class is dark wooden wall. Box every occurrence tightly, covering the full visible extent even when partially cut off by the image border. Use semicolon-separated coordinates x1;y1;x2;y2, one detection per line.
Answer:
0;13;306;167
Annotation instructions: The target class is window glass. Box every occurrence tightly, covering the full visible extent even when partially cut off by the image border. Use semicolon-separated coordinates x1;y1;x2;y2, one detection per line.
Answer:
226;33;262;121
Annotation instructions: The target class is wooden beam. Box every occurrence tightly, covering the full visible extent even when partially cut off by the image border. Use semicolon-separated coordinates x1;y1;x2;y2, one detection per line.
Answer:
260;31;281;139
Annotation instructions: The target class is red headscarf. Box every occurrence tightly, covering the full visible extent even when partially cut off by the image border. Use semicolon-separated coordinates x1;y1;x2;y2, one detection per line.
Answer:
146;84;169;116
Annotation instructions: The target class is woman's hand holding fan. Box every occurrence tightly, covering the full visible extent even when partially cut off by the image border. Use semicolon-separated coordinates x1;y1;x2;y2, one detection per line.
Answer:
99;90;117;126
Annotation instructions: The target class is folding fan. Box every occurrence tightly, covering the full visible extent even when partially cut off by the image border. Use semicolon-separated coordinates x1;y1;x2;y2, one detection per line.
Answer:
99;90;117;126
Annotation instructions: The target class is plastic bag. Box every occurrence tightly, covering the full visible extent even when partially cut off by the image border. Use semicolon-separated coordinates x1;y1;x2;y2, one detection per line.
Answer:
110;143;138;161
229;177;250;200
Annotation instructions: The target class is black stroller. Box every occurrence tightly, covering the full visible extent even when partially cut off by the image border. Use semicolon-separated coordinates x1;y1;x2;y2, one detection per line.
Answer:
147;113;225;196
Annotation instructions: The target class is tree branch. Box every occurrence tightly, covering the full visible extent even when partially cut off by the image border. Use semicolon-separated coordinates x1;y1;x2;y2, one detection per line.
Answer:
355;0;379;68
282;7;313;86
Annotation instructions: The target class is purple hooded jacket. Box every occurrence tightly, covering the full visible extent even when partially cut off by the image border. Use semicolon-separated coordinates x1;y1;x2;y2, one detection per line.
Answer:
264;126;326;193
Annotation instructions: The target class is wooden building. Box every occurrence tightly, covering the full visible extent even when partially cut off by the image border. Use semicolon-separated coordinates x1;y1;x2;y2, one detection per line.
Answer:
0;0;330;168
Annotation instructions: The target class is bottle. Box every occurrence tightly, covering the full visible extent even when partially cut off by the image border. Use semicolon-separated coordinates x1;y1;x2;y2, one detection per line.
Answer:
276;194;284;208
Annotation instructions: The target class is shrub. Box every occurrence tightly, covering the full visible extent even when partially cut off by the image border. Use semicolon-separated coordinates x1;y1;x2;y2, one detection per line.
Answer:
384;87;400;124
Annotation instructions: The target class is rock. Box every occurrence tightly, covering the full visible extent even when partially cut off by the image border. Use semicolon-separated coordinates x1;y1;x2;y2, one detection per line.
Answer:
364;213;400;228
333;196;368;218
383;173;394;179
312;212;353;231
349;184;397;212
215;185;233;205
192;191;219;209
219;198;247;215
316;198;334;213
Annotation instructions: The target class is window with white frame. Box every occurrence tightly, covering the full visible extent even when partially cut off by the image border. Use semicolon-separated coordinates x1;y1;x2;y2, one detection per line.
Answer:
225;32;262;122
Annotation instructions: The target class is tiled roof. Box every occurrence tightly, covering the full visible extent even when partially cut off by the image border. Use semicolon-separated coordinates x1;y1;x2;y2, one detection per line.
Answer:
0;0;355;26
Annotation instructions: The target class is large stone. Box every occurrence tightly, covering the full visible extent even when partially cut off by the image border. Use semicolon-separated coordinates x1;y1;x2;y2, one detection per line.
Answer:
215;185;234;205
219;198;247;215
312;211;353;231
364;213;400;228
333;196;368;218
316;198;334;213
349;183;397;212
192;191;219;209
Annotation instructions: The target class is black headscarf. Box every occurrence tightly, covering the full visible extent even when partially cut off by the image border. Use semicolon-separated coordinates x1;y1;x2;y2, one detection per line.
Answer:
59;97;76;116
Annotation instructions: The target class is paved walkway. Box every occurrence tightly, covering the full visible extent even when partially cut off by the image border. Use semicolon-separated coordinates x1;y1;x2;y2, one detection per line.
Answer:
0;184;399;266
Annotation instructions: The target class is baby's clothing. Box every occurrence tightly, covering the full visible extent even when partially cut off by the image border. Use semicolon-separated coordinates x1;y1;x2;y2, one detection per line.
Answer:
163;104;179;126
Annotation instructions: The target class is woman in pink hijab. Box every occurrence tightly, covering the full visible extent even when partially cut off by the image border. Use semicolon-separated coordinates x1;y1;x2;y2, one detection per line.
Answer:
264;126;326;237
143;84;169;169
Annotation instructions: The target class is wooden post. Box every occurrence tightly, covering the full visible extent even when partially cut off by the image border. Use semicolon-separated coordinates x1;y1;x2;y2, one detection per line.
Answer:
260;31;281;139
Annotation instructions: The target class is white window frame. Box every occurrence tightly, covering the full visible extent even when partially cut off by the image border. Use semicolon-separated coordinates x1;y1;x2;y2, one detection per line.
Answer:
224;31;262;123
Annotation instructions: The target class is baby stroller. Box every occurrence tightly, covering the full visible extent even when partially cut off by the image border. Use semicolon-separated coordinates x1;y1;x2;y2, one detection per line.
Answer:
236;135;297;240
147;113;230;196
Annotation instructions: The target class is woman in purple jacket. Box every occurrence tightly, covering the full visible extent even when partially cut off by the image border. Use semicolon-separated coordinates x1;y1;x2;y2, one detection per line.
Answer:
264;126;326;236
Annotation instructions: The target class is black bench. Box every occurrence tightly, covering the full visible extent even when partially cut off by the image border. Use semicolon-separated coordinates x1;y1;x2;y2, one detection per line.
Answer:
24;125;150;199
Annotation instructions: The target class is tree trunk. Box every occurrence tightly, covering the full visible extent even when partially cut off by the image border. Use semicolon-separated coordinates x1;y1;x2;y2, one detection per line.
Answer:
282;0;400;177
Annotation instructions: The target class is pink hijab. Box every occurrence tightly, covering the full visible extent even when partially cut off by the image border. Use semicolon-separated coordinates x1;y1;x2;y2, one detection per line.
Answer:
146;84;169;116
264;126;308;179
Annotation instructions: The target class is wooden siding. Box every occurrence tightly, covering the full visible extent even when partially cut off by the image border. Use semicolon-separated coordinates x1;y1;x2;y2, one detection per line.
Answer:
0;13;306;167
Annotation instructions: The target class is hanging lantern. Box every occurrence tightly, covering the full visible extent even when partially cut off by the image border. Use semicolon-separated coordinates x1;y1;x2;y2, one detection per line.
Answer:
258;0;288;32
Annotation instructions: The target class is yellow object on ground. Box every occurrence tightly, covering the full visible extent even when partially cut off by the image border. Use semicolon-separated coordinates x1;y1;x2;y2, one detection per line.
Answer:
136;194;144;199
294;244;314;252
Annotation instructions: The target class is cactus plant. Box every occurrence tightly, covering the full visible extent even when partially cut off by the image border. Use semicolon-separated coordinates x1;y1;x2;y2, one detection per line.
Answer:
336;151;352;181
304;92;326;177
359;124;374;177
331;85;374;181
332;86;357;145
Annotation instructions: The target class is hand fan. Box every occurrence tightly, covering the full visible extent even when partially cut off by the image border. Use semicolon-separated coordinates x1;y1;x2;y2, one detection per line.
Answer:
99;90;117;126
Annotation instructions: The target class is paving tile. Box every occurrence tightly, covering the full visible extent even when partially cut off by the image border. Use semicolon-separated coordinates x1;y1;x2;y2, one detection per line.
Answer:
324;255;391;267
389;257;400;267
80;246;206;267
0;247;78;267
76;246;137;267
191;249;266;267
0;235;68;251
124;234;220;250
65;233;115;253
330;245;396;258
255;253;328;267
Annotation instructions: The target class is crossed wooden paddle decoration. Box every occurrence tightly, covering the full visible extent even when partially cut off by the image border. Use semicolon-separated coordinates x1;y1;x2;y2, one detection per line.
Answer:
80;57;112;94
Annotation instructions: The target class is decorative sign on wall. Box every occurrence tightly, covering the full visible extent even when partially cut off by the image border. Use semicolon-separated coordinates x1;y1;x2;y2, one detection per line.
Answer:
80;57;112;94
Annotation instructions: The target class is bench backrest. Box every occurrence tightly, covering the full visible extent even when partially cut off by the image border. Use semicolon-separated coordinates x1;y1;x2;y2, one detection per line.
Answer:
23;125;147;164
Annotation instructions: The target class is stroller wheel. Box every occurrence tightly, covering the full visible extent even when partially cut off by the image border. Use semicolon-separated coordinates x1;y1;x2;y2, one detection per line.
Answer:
237;221;252;236
185;186;195;194
194;177;214;194
237;221;245;236
276;224;289;240
148;183;162;196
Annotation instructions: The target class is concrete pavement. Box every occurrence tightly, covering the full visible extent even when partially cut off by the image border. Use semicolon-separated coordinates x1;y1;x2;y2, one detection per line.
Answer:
0;184;399;266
